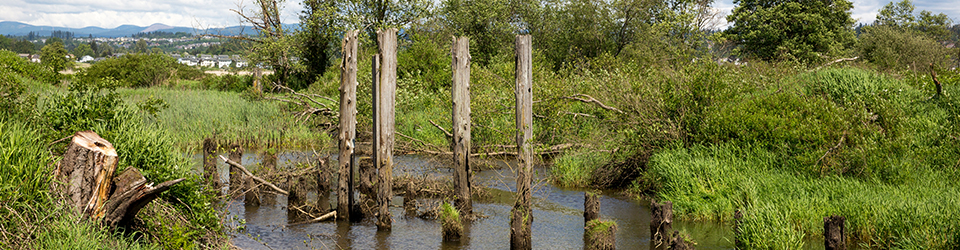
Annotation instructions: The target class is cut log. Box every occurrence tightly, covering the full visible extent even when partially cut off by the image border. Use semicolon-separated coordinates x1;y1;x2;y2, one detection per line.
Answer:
101;168;184;227
55;131;119;219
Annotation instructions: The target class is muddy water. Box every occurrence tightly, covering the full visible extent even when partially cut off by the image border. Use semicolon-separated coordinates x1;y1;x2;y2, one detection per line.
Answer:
198;152;738;249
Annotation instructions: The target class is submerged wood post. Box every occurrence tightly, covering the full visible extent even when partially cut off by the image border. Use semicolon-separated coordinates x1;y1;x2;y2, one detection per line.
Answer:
229;143;243;192
584;191;600;226
375;28;398;230
510;34;533;250
650;200;673;249
824;215;846;250
316;156;331;213
451;36;473;217
202;137;217;187
338;30;359;222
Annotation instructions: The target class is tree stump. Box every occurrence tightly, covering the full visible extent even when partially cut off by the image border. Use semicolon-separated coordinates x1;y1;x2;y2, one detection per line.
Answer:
55;131;119;219
584;191;600;227
403;181;418;217
54;131;183;228
650;200;673;249
824;215;846;250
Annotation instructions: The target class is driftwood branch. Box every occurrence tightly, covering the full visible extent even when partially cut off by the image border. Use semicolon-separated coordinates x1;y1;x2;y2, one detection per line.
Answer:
429;120;453;138
563;94;624;114
287;211;337;226
219;155;289;196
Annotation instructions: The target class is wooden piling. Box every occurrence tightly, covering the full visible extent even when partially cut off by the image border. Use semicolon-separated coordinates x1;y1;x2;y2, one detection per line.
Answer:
451;36;473;217
244;175;260;206
584;191;600;226
316;156;331;213
585;219;617;250
510;34;533;250
202;137;217;187
338;30;359;222
824;215;846;250
375;28;398;231
650;200;673;249
229;143;243;192
287;173;309;221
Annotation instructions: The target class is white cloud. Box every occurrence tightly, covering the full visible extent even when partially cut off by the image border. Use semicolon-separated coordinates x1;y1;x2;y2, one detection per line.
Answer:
0;0;304;28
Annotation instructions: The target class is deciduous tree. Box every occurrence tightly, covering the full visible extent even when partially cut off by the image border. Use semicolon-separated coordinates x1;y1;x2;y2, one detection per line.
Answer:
724;0;856;64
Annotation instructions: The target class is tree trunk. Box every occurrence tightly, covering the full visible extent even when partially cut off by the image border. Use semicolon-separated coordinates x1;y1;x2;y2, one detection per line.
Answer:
451;36;473;218
510;34;533;250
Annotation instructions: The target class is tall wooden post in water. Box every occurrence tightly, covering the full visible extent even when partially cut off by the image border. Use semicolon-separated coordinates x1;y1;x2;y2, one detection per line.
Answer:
451;36;473;217
375;28;397;230
337;30;359;222
510;34;533;250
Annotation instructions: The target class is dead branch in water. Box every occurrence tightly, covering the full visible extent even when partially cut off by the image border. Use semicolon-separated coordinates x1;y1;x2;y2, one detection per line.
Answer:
563;94;625;114
287;211;337;226
218;155;289;196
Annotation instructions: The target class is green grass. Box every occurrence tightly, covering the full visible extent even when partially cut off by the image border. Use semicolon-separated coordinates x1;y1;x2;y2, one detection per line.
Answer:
116;87;330;151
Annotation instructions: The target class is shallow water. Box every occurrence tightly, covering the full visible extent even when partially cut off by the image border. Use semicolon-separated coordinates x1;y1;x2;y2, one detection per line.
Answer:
198;152;741;249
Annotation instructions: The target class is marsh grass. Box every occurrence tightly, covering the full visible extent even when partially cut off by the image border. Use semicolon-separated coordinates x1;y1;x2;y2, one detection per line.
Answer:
116;87;329;150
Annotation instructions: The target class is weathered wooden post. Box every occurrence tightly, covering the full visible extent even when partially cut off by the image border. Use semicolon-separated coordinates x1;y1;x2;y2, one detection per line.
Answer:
451;36;473;217
584;191;600;226
229;143;243;192
824;215;846;250
244;175;260;206
510;34;534;250
202;137;218;187
338;30;359;222
650;200;674;249
375;28;398;230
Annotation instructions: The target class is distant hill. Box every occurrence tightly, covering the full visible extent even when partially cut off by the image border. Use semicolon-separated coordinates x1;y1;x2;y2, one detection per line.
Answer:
0;21;284;37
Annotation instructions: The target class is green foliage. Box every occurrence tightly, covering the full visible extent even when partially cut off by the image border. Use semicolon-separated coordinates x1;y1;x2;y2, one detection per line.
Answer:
725;0;856;64
875;0;953;40
73;43;94;58
858;25;952;70
200;74;253;92
0;49;57;83
31;207;157;250
41;41;70;74
81;54;202;87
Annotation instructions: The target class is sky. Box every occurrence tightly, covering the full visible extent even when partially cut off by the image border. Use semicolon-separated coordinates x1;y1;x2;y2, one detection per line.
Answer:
0;0;957;29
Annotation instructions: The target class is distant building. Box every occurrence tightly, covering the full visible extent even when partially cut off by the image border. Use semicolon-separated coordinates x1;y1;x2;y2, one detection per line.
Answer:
232;55;247;68
78;55;95;63
216;55;231;68
199;54;214;67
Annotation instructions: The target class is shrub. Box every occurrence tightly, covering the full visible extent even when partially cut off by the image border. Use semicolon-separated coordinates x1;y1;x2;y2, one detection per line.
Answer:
858;25;952;70
82;54;203;87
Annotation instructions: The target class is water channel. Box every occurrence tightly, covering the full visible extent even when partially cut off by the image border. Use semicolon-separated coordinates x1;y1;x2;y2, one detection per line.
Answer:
195;152;738;249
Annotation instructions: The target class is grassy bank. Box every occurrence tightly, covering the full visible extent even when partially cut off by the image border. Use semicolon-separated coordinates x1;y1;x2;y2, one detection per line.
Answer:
0;50;224;249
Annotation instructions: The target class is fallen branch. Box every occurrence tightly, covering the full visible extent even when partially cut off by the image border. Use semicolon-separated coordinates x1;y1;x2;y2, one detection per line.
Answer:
816;133;847;169
219;155;289;196
563;94;624;114
429;120;453;138
287;211;337;226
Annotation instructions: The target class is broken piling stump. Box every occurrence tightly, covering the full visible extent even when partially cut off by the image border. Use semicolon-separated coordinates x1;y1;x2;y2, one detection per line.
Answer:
650;200;673;249
202;137;218;188
824;215;846;250
584;191;600;226
585;219;617;250
228;143;243;192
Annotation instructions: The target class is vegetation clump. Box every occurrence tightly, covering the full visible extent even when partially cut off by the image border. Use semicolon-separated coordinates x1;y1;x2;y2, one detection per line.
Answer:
439;201;463;241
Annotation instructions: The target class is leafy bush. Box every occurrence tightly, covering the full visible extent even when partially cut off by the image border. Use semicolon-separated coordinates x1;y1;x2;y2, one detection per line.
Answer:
81;54;203;87
858;25;952;70
201;74;253;92
0;49;57;83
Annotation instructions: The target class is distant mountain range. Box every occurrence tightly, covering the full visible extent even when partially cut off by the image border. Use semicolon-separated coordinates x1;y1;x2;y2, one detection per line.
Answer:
0;21;294;37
